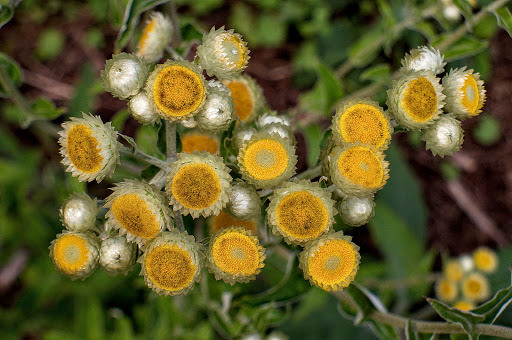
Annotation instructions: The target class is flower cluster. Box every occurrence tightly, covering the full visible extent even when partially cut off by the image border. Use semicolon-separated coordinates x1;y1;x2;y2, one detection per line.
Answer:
434;247;498;311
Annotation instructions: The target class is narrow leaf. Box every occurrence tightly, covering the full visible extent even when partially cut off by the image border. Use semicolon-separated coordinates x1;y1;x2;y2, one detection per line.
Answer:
348;28;386;68
427;298;484;337
472;270;512;324
119;133;138;151
452;0;473;22
493;6;512;38
157;122;166;155
442;37;487;62
0;52;22;97
360;64;390;82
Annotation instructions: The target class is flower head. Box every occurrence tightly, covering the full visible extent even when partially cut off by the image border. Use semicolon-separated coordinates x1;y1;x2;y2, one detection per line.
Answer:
166;152;232;218
267;180;335;245
226;180;262;221
181;131;219;155
101;53;148;99
332;99;392;150
105;180;173;246
443;67;486;120
387;71;445;130
60;193;99;232
136;12;173;63
256;111;291;129
49;231;100;280
299;232;360;291
400;46;446;75
207;227;265;285
232;126;258;151
337;196;375;227
99;235;137;276
444;259;465;282
128;91;159;125
146;60;207;122
223;75;264;123
139;230;203;296
197;27;250;80
435;277;458;302
329;144;389;197
461;272;490;302
421;115;464;157
59;113;120;182
238;133;297;189
210;211;258;235
473;247;498;273
195;81;235;132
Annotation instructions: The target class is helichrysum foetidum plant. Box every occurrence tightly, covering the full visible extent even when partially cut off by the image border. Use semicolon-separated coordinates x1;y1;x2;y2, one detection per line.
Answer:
50;13;487;301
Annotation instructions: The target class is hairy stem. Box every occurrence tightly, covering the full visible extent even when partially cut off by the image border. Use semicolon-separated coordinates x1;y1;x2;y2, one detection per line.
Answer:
119;145;168;168
165;120;185;232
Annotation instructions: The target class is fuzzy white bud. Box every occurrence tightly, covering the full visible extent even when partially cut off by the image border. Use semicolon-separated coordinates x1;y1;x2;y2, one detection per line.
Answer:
337;196;375;227
102;53;148;99
128;91;159;125
259;123;295;144
401;46;446;75
196;81;234;132
60;193;99;232
232;126;258;151
256;112;290;129
227;180;262;220
99;235;137;276
460;255;475;272
421;115;463;157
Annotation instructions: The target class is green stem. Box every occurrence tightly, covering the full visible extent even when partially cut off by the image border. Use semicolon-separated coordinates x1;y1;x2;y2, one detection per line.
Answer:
294;165;322;181
0;65;33;128
119;145;168;168
165;120;185;232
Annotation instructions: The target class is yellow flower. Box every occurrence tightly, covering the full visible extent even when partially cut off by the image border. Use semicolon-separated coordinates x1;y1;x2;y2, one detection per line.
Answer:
332;99;392;150
49;232;99;280
443;67;486;120
136;12;173;63
444;259;465;283
387;71;445;130
145;60;207;121
267;180;335;245
473;247;498;273
461;272;490;302
299;232;360;291
207;227;265;285
210;211;258;235
139;230;203;296
181;132;219;154
453;300;475;312
238;133;297;189
329;144;389;197
435;277;458;302
58;113;120;183
223;75;264;123
166;152;232;218
105;180;173;246
197;26;250;80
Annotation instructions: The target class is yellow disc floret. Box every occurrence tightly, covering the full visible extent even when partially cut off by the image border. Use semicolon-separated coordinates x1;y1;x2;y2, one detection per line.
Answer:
462;272;490;302
300;232;360;291
111;194;161;239
473;247;498;273
444;260;465;282
435;277;458;302
461;75;480;114
207;227;265;285
224;75;264;123
401;77;438;123
50;232;99;280
67;125;104;173
443;67;485;120
181;133;218;154
211;211;257;234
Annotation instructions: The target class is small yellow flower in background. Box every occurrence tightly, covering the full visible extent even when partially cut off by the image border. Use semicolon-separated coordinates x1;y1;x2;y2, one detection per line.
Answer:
443;67;486;120
453;300;476;312
238;133;297;189
387;71;445;130
400;46;446;75
461;272;490;302
146;60;207;122
267;180;335;245
300;232;360;292
330;144;389;197
139;230;203;296
207;227;265;285
444;259;465;283
105;180;173;246
136;12;173;64
210;211;258;235
435;277;458;302
197;26;250;80
332;99;392;150
59;113;120;183
473;247;498;273
49;232;100;280
223;75;265;123
166;152;232;218
181;131;219;154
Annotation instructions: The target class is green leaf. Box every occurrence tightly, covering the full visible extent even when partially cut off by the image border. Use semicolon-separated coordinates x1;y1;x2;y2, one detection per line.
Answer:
31;98;64;120
452;0;473;22
360;64;390;82
427;298;484;338
0;0;19;29
493;6;512;38
303;124;323;167
119;133;138;151
299;63;343;116
439;37;487;62
114;0;171;53
68;63;97;116
0;52;22;98
36;28;66;61
367;320;399;340
472;271;512;324
348;28;386;68
341;285;376;325
111;109;131;131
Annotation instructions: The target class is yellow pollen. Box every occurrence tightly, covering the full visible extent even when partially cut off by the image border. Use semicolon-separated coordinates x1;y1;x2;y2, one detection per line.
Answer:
211;211;256;234
242;139;289;180
53;234;90;274
67;125;104;173
212;232;260;276
276;191;328;241
337;146;383;189
138;19;156;51
181;134;218;154
215;34;247;69
145;244;196;292
112;194;160;239
339;104;390;148
461;75;480;115
454;301;474;311
226;81;253;122
308;239;358;287
171;163;221;209
401;77;437;122
153;65;204;117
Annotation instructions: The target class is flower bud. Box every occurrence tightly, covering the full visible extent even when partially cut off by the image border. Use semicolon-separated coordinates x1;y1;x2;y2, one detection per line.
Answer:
128;91;159;125
195;81;235;132
136;12;173;64
256;111;290;129
60;193;99;232
101;53;148;99
259;123;295;145
421;115;463;157
337;196;375;227
232;126;257;151
99;235;137;276
400;46;446;75
227;180;262;220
